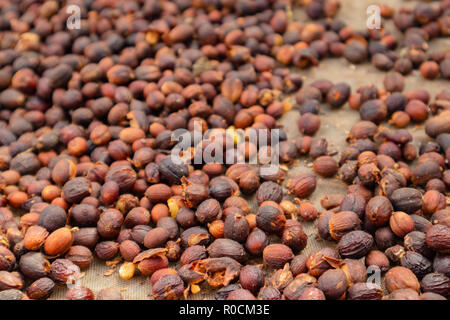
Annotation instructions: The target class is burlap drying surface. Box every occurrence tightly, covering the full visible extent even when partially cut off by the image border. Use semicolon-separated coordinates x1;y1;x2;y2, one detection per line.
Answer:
48;0;450;299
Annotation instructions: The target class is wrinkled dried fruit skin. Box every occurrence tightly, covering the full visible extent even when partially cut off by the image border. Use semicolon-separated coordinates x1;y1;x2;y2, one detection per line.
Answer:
49;259;81;284
227;288;256;300
65;287;95;300
62;177;91;203
159;157;189;185
0;271;24;291
0;289;27;300
365;250;390;272
257;286;281;300
24;225;49;251
420;272;450;297
269;263;293;291
26;277;55;300
73;228;99;249
404;231;433;259
422;190;446;216
224;213;250;243
182;183;209;208
431;210;450;228
0;246;16;271
425;113;450;138
420;292;447;300
400;251;432;278
379;169;407;199
383;288;419;300
263;244;294;269
152;274;185;300
240;265;264;294
207;238;247;263
177;263;205;287
215;284;242;300
256;181;283;205
318;269;348;300
317;211;334;240
19;252;50;280
375;227;397;251
389;188;423;214
180;245;207;266
196;199;222;224
65;245;93;269
340;259;367;285
339;193;366;219
287;174;317;198
329;211;361;240
70;204;99;227
433;254;450;277
105;165;137;192
385;266;420;293
97;209;124;240
10;152;40;175
144;227;170;248
411;214;432;233
256;201;286;234
347;283;383;300
411;161;442;186
282;219;307;252
37;205;67;233
283;274;318;300
385;245;406;264
426;224;450;253
95;241;120;260
297;287;326;300
365;196;393;226
245;228;269;256
150;268;178;287
137;255;169;276
290;254;308;276
389;212;415;239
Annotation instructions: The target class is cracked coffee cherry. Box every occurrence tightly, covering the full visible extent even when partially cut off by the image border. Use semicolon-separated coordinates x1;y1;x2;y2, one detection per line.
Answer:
306;247;340;277
152;274;184;300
